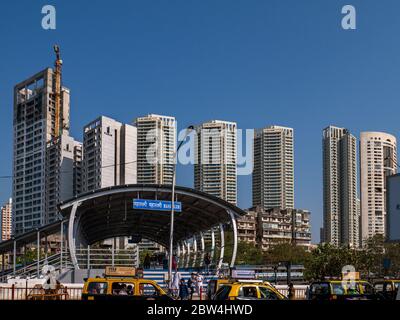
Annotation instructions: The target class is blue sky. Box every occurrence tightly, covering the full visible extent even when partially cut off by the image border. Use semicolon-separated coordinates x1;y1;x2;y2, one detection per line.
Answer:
1;0;400;243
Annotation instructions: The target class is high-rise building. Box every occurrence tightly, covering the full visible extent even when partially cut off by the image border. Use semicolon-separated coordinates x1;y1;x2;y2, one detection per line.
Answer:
322;126;359;248
253;126;294;210
82;116;137;192
194;120;237;205
1;199;12;241
12;68;75;235
135;114;176;185
360;132;397;242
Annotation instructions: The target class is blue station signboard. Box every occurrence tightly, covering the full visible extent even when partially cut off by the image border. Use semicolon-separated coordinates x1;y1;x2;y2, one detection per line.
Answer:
132;199;182;212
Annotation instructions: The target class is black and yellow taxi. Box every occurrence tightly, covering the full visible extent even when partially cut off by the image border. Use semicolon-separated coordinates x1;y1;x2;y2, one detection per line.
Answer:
308;280;381;301
82;266;172;301
211;280;286;301
373;279;400;300
206;278;231;300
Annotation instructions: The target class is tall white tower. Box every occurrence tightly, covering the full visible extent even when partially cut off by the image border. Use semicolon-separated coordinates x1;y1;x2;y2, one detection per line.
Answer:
82;116;137;192
253;126;294;210
194;120;237;205
135;114;176;185
322;126;359;248
360;131;397;242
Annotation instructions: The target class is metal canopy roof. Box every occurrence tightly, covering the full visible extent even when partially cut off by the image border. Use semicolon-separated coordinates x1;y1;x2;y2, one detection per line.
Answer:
0;185;245;254
0;220;66;254
60;184;246;248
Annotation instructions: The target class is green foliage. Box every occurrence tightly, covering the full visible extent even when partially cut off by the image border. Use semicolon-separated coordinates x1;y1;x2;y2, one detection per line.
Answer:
16;249;45;265
303;235;400;280
264;243;310;265
235;242;264;265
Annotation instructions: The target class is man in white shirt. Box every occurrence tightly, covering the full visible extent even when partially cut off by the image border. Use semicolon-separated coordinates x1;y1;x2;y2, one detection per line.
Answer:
196;273;204;298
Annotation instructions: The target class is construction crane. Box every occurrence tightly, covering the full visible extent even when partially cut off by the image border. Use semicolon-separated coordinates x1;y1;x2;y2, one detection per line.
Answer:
53;45;63;138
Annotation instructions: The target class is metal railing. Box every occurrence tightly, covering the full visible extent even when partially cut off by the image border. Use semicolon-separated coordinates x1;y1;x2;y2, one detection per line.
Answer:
75;248;139;269
0;285;83;300
0;252;70;283
1;247;139;282
276;288;307;300
0;286;308;300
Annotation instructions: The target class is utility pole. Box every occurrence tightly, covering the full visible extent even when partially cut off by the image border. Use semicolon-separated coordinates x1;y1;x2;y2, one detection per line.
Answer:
168;126;194;285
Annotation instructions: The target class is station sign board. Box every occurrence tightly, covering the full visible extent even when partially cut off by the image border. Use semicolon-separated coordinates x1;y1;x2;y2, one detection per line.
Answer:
132;199;182;212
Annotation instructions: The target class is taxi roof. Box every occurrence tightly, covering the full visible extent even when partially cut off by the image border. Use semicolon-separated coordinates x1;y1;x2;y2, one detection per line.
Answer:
313;280;370;284
86;277;158;283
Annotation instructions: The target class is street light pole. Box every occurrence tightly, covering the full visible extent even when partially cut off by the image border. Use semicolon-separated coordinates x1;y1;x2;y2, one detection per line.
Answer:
168;125;194;286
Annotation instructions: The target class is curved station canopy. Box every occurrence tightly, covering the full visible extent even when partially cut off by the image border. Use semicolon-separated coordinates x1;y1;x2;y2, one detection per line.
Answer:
0;184;245;273
59;184;245;247
58;184;245;269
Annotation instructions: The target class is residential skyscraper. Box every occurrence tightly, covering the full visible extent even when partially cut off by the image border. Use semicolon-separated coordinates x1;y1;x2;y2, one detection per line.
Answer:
360;132;397;242
82;116;137;192
1;199;12;241
322;126;359;248
135;114;176;185
252;126;294;210
194;120;237;205
12;68;74;235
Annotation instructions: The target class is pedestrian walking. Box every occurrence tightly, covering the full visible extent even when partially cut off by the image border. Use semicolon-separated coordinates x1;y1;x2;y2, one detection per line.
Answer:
288;283;296;300
196;273;204;299
172;271;182;297
187;273;196;300
204;253;211;274
143;253;151;269
179;279;189;300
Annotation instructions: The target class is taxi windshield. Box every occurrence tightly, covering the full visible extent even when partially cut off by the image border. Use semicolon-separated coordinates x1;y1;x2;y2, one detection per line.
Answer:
332;282;361;295
87;282;108;295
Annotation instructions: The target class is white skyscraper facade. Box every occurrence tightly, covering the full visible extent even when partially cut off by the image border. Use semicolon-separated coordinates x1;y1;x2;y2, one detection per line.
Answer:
360;132;397;242
82;116;137;192
45;134;82;223
253;126;294;210
322;126;359;248
194;120;237;205
135;114;176;185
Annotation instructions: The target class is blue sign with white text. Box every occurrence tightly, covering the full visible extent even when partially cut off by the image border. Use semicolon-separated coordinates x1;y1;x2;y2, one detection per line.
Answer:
133;199;182;212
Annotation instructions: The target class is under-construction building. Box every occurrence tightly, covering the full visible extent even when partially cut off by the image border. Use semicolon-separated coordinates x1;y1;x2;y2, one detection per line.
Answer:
12;47;82;235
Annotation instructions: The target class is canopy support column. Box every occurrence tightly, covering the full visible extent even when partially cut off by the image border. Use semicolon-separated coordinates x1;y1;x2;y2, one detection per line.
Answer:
68;201;81;269
13;240;16;276
228;209;238;268
192;237;198;268
37;231;40;277
217;224;225;271
210;228;215;265
60;221;64;269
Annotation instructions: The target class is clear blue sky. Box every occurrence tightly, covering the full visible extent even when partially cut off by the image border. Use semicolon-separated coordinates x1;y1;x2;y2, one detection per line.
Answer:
1;0;400;243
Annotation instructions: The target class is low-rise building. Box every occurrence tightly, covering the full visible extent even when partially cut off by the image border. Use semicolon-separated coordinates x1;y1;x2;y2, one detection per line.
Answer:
237;210;257;245
237;206;312;251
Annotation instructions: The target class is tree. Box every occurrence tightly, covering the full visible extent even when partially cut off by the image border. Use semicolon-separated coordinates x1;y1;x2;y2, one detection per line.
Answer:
303;244;360;280
264;243;310;265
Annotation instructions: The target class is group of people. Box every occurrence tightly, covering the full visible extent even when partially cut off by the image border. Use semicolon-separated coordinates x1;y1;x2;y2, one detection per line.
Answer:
170;272;205;300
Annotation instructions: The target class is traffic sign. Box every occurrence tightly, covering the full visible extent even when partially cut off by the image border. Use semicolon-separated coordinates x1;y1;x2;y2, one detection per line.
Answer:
132;199;182;212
